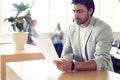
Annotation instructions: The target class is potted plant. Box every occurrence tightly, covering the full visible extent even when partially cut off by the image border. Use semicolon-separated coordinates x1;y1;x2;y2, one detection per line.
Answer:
4;2;31;32
4;2;31;50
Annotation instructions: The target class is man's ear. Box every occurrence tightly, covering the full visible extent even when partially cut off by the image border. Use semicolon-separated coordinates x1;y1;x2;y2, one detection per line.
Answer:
89;8;93;15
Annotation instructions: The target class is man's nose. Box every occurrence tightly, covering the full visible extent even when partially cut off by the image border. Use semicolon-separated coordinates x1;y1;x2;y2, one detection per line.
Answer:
74;12;79;18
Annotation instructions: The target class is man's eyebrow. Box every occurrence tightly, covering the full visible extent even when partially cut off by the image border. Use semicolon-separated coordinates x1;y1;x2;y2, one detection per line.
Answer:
72;9;82;13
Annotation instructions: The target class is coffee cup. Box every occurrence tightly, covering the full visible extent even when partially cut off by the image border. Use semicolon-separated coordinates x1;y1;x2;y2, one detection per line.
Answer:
62;54;73;61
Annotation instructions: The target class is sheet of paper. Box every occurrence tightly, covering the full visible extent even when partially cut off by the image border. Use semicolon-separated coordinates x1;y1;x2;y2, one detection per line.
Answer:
32;37;59;63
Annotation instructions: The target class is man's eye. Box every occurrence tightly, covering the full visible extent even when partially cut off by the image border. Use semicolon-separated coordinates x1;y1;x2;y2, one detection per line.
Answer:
72;10;82;13
73;10;75;13
76;10;82;13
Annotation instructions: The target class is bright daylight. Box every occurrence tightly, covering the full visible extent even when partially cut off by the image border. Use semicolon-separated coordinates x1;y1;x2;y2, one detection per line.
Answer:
0;0;120;80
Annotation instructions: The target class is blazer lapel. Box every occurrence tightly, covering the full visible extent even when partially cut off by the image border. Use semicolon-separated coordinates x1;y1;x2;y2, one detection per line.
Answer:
84;26;94;44
84;17;96;60
84;17;96;44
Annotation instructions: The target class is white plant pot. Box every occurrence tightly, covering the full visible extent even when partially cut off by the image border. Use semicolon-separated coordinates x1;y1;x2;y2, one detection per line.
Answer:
12;32;28;50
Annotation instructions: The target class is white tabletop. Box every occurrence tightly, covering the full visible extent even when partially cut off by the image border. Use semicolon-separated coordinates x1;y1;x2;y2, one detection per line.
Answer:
7;60;120;80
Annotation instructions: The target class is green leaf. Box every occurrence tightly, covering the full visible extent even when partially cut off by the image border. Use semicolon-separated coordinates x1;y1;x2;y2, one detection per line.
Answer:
8;16;15;23
12;3;21;12
19;2;26;11
25;4;29;9
11;23;16;31
16;23;24;31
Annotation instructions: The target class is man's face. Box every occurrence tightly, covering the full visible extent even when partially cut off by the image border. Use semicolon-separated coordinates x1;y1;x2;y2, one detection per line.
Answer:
72;4;92;26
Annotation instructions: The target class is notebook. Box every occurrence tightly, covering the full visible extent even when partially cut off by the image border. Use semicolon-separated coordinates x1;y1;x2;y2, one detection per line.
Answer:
32;36;59;63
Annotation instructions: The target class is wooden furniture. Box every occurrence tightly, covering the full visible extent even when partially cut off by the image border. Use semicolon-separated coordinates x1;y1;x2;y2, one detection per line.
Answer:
1;44;120;80
6;65;22;80
0;44;45;80
0;38;12;44
7;60;120;80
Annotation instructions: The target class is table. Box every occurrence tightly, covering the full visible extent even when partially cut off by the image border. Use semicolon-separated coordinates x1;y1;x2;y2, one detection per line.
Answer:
0;44;45;80
7;60;120;80
0;38;12;44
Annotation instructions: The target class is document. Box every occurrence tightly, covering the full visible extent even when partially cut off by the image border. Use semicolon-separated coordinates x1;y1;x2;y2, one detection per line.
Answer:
32;37;59;63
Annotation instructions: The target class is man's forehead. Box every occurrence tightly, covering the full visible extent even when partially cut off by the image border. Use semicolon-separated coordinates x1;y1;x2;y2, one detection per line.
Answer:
72;4;86;10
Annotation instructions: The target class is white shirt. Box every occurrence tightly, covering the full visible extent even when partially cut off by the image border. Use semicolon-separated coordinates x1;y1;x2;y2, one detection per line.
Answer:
80;26;90;61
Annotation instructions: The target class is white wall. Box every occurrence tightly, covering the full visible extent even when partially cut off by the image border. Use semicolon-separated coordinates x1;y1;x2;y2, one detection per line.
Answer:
94;0;120;32
0;0;120;34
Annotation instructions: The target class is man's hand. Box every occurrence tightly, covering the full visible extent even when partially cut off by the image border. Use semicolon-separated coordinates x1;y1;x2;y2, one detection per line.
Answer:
54;60;72;72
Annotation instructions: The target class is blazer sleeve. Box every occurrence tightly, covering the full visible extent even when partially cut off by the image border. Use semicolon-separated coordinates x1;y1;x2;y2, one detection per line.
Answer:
93;25;114;71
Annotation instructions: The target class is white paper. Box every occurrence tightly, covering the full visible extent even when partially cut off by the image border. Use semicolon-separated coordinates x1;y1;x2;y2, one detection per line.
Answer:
32;37;59;63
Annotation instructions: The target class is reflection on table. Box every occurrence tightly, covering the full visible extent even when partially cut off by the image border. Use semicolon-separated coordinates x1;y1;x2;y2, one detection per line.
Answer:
7;60;120;80
0;44;45;80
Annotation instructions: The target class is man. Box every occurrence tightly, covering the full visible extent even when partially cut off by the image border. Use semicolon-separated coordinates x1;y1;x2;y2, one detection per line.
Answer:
54;0;114;72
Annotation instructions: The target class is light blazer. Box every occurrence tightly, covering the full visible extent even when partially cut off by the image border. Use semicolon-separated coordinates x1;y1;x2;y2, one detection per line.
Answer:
63;17;114;71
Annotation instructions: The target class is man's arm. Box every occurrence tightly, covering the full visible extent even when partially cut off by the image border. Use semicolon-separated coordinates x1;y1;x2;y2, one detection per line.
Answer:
74;60;97;71
61;53;97;71
54;59;97;71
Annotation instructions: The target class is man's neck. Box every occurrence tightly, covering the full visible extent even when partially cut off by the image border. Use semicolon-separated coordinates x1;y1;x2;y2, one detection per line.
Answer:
81;17;92;28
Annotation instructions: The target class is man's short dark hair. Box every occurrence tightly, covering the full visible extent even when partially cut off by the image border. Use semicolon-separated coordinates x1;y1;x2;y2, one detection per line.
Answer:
71;0;95;16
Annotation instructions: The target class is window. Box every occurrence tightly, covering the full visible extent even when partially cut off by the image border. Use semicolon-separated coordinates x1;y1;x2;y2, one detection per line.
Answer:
94;0;120;32
0;0;120;34
1;0;34;33
0;0;72;33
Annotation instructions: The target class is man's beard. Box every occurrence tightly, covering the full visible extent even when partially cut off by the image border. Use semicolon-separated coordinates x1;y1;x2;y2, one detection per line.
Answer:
75;15;89;25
